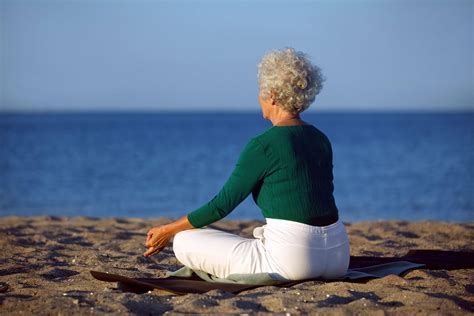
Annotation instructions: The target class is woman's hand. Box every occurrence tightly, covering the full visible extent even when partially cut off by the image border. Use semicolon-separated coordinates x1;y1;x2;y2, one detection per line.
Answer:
143;215;196;257
144;225;173;257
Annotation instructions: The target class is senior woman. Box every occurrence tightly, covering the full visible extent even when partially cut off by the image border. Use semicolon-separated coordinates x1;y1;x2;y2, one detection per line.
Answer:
144;47;350;281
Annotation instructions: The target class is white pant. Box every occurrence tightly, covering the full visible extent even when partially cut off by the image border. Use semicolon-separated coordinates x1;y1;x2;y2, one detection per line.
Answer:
172;217;350;281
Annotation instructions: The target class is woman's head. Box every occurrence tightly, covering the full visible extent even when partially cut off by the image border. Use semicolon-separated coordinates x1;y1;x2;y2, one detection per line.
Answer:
257;47;325;114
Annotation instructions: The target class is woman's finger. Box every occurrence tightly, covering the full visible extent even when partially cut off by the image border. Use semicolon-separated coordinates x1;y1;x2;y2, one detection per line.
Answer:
143;245;162;257
143;247;154;256
145;236;155;248
145;231;153;246
146;230;160;247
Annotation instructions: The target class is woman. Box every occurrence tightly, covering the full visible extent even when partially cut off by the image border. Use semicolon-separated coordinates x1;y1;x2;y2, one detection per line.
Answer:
144;47;350;281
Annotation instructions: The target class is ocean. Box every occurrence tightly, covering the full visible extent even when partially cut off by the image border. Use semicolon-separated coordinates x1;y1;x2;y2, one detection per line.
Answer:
0;112;472;223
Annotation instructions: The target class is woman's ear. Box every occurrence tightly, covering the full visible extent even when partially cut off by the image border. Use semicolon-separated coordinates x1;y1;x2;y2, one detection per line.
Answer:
270;90;277;106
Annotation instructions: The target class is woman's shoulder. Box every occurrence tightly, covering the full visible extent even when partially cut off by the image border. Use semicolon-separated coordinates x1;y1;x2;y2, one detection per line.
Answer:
253;124;332;148
250;126;279;145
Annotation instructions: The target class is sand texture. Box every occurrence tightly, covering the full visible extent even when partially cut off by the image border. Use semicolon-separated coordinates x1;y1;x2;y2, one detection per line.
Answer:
0;216;473;315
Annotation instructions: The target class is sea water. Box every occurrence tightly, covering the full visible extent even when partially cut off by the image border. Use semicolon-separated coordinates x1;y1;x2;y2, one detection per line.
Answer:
0;112;472;222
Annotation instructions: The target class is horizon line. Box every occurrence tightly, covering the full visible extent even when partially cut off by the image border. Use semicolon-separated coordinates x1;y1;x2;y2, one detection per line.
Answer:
1;108;473;115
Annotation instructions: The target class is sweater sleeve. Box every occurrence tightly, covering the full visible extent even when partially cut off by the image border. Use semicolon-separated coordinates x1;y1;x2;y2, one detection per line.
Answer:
187;138;268;228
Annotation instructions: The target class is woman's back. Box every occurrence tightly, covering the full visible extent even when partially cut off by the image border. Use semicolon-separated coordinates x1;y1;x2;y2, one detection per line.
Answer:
251;124;339;227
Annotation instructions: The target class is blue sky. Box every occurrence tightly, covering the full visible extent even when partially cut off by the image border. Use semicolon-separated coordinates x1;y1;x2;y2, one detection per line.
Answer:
1;0;472;112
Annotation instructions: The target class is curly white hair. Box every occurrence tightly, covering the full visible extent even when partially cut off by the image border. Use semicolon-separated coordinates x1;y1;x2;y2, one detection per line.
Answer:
257;47;325;114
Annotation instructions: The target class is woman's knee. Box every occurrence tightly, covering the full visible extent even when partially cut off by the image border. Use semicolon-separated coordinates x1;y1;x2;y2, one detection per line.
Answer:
172;229;194;254
172;230;197;267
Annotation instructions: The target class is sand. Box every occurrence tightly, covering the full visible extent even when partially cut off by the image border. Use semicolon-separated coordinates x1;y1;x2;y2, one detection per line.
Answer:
0;216;472;315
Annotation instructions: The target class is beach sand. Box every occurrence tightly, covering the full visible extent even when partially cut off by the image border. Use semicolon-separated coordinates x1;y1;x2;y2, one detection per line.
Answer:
0;216;472;315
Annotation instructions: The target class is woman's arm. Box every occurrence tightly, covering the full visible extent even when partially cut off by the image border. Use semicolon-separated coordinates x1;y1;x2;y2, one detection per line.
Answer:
186;137;269;228
166;214;197;234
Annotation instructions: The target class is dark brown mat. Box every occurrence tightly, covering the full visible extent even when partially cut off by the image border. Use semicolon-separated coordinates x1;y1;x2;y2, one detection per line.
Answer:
90;271;260;295
90;249;473;295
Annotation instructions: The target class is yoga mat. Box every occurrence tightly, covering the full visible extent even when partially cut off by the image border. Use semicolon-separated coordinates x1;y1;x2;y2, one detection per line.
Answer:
91;261;424;295
90;249;473;295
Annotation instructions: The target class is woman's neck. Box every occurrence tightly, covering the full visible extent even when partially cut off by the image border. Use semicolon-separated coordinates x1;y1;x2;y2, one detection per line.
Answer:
272;116;305;126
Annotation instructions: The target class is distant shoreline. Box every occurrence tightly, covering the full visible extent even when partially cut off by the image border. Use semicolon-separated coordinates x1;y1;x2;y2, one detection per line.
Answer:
1;109;473;115
0;214;472;225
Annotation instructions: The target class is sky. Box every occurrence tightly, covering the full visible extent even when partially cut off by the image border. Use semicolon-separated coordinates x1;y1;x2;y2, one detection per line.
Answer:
0;0;472;113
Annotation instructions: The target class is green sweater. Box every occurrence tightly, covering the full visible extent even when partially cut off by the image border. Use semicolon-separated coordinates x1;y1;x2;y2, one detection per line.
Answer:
187;124;339;228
